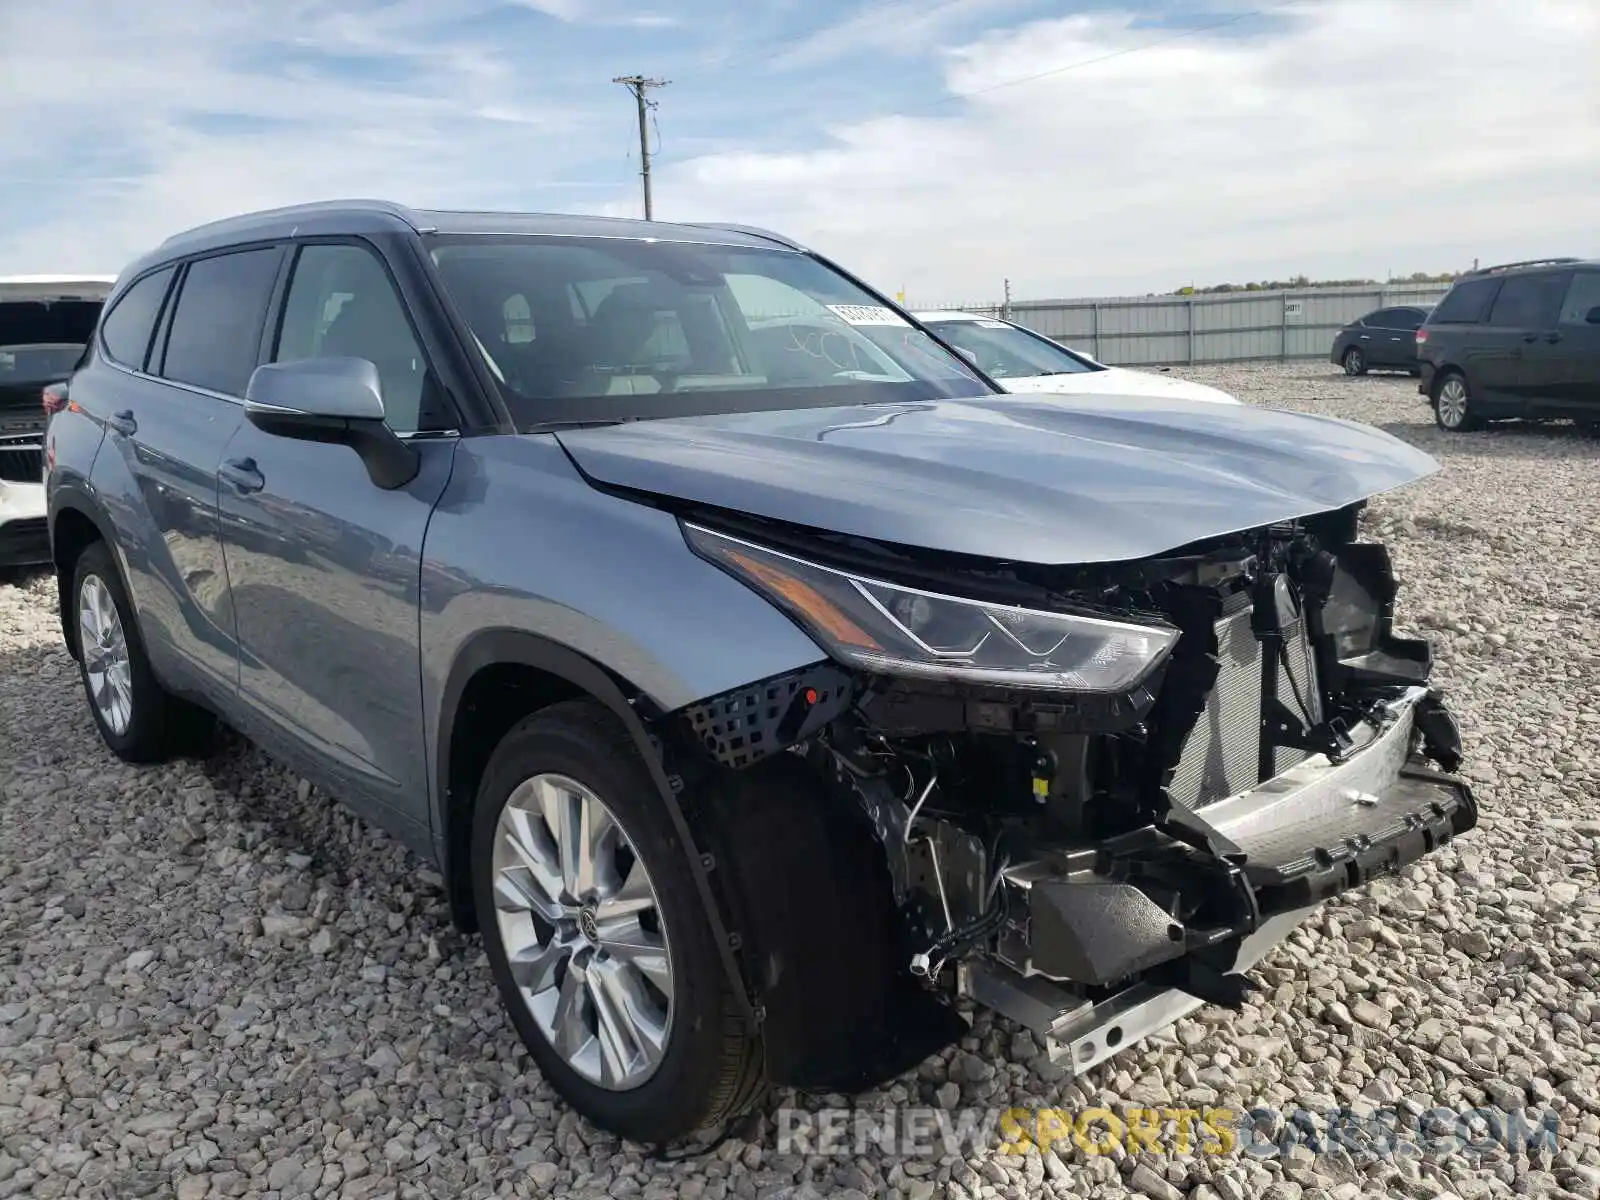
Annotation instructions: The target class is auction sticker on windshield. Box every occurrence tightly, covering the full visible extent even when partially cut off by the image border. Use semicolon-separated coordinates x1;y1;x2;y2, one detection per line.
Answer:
827;304;910;327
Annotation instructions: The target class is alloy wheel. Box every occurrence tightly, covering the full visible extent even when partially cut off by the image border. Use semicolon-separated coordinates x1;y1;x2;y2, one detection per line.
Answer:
491;773;674;1090
1437;377;1469;429
78;573;133;735
1343;348;1364;375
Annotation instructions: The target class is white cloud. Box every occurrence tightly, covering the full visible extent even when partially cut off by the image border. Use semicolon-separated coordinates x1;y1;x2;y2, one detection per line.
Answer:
762;0;1023;71
650;0;1600;300
2;0;1595;301
0;0;611;274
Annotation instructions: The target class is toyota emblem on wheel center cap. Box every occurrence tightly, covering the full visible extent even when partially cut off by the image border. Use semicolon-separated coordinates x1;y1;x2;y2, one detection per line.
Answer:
578;906;600;945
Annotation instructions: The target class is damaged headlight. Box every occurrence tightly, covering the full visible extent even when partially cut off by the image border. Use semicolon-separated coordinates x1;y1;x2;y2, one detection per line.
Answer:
684;523;1177;692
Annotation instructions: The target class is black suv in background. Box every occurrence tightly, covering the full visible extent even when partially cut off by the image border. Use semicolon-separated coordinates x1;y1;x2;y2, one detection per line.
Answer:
1416;258;1600;431
1330;305;1430;376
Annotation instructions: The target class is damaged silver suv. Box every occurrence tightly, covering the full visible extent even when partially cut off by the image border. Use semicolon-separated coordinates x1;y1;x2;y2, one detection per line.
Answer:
46;202;1476;1143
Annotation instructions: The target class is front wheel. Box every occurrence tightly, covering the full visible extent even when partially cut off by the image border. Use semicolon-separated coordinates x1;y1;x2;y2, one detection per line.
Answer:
1342;347;1367;376
1433;372;1481;431
471;699;764;1143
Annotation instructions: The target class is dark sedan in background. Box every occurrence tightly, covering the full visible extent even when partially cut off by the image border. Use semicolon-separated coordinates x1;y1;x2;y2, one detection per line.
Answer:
1330;305;1431;376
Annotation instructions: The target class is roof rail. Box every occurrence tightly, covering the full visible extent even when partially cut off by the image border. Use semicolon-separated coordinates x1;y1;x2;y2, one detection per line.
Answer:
158;199;423;247
1463;256;1583;277
683;222;807;251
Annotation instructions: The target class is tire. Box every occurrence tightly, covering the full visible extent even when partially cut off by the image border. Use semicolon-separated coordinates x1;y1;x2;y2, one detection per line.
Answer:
1432;371;1481;431
1342;347;1367;376
69;540;215;763
471;699;764;1143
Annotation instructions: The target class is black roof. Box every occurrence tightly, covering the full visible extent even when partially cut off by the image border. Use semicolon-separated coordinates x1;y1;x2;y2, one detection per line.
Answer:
1458;256;1600;279
119;199;805;282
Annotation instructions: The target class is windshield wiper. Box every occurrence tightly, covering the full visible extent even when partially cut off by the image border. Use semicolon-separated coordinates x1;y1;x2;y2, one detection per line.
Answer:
524;415;645;432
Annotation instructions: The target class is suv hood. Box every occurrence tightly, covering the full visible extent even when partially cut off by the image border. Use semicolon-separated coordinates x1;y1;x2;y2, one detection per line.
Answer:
554;394;1437;565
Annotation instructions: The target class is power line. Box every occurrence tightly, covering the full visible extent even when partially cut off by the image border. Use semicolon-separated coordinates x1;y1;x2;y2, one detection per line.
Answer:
908;4;1282;112
649;4;1286;169
671;0;930;85
613;75;669;220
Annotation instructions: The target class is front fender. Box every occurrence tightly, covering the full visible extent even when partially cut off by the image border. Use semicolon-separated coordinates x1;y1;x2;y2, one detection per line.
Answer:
421;435;831;1025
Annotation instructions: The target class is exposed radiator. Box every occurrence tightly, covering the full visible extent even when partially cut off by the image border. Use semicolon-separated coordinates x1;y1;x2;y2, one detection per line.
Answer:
1168;605;1264;809
1271;605;1322;777
1167;583;1326;809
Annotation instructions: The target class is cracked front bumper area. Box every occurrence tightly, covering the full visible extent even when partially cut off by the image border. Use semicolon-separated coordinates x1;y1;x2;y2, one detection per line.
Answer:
962;685;1476;1076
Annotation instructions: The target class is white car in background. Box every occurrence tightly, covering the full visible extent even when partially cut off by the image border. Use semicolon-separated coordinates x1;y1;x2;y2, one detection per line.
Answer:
915;310;1241;405
1;275;115;568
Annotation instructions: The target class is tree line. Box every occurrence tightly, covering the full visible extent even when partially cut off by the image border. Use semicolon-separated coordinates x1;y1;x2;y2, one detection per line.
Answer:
1172;270;1460;295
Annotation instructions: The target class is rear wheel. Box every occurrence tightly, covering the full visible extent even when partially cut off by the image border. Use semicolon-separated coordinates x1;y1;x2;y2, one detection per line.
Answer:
472;699;764;1143
1432;371;1481;431
1342;347;1367;376
70;541;214;762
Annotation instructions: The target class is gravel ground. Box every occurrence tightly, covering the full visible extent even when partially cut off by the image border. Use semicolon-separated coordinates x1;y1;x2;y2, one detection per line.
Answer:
3;362;1599;1200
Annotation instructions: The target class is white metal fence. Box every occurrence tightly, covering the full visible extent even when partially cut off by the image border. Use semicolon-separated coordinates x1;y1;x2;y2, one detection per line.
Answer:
920;284;1453;367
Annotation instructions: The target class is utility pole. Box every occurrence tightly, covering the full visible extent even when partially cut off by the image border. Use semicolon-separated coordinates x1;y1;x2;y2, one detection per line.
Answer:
1002;278;1012;321
613;75;668;221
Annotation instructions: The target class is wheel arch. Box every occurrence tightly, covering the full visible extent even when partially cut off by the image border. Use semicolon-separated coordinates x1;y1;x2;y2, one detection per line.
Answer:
432;627;762;1024
49;496;116;662
1429;362;1467;398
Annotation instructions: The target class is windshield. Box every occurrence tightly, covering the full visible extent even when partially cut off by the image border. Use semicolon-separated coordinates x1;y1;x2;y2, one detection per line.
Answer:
427;236;991;425
924;318;1100;380
0;300;100;386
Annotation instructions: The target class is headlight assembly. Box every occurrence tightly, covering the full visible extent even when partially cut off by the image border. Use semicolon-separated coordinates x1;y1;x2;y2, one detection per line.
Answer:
684;523;1178;693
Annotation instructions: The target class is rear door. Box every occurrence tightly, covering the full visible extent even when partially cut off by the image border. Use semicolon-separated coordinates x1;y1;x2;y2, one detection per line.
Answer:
1360;309;1416;366
1378;308;1426;366
1485;270;1572;408
1553;270;1600;414
215;239;456;833
90;248;283;700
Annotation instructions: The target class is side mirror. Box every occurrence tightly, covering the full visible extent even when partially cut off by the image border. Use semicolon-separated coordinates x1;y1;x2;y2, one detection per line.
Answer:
244;358;419;490
1587;306;1600;326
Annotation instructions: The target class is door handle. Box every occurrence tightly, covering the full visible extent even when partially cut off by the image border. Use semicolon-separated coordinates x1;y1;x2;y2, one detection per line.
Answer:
219;457;265;494
1358;334;1371;340
1544;332;1562;344
1522;333;1538;343
107;410;136;437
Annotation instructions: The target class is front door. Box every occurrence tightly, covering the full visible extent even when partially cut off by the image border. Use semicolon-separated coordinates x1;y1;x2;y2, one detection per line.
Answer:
216;240;457;830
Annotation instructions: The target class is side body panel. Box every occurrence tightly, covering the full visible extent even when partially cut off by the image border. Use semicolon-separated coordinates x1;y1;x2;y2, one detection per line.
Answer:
43;404;110;562
76;363;244;706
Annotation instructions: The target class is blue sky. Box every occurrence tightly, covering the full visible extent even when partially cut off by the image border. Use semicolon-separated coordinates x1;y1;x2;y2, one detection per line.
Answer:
1;0;1595;298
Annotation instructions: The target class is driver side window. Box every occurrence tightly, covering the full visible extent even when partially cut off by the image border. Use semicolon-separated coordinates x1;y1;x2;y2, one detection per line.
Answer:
274;243;444;432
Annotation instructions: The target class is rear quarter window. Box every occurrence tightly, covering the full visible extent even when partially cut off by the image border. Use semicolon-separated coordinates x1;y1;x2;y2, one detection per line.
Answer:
99;267;175;370
1429;278;1500;325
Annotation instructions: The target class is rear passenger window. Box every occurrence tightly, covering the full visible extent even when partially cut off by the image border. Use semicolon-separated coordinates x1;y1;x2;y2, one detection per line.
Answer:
1559;273;1600;325
1487;272;1570;328
99;267;174;370
1372;308;1425;330
160;248;283;396
1430;279;1499;324
273;243;439;433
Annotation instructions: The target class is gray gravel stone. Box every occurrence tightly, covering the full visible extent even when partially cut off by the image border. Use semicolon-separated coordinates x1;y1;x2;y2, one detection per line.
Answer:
3;365;1596;1198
